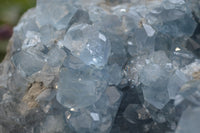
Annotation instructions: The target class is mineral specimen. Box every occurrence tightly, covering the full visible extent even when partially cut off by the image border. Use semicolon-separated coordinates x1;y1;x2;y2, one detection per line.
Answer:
0;0;200;133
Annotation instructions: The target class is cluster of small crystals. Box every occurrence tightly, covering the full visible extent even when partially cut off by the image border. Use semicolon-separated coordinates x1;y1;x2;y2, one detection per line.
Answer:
0;0;200;133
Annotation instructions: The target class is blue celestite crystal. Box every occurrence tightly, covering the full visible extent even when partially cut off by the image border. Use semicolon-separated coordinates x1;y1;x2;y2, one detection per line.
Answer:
63;23;111;68
56;61;107;109
12;51;45;76
167;70;191;99
1;0;200;132
176;107;200;133
36;1;77;30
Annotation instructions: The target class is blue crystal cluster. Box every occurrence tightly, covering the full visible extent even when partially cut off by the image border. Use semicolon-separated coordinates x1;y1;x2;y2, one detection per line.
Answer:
0;0;200;133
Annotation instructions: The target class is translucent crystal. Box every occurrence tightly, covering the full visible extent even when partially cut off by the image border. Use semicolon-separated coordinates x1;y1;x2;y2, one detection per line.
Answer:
45;46;66;67
40;115;65;133
67;86;122;133
143;23;156;37
56;56;107;109
69;113;93;131
12;51;44;76
107;64;123;86
139;51;173;109
140;64;164;86
108;34;127;66
106;86;121;104
167;70;190;99
176;107;200;133
56;67;106;109
178;80;200;106
90;112;100;121
64;24;111;68
147;0;197;37
127;28;155;56
39;25;57;45
36;2;77;30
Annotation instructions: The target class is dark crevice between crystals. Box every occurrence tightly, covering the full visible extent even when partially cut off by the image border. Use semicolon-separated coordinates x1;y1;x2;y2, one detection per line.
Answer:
111;85;188;133
186;12;200;58
110;86;157;133
65;9;93;34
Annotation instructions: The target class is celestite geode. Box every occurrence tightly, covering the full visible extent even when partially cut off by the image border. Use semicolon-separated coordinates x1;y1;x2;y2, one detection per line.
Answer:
0;0;200;133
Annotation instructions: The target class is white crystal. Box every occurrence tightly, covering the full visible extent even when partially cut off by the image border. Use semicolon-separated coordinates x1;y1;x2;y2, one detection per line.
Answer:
90;113;100;121
143;23;155;37
22;31;41;50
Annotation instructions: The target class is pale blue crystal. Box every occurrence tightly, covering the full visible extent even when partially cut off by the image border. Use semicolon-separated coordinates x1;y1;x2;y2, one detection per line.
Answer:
176;107;200;133
56;56;107;109
107;64;123;86
167;70;190;99
67;86;121;133
12;51;44;76
46;46;67;67
36;2;77;30
140;64;170;109
139;51;172;109
56;68;106;109
64;24;111;68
